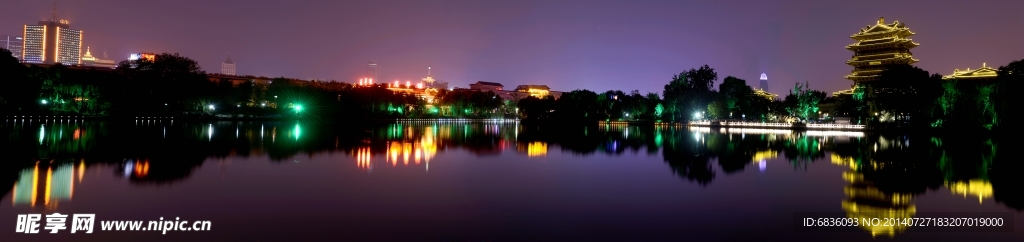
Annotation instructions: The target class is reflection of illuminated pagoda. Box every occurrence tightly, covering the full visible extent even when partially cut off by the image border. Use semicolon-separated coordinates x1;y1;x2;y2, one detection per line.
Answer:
832;154;915;237
947;179;994;204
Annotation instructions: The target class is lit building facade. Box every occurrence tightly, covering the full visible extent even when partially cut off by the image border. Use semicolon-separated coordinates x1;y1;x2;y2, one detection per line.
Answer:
844;17;919;83
129;52;156;61
759;73;769;92
22;15;83;65
222;57;236;75
1;35;22;61
366;61;379;83
80;46;115;68
515;85;552;98
942;63;998;81
752;88;779;101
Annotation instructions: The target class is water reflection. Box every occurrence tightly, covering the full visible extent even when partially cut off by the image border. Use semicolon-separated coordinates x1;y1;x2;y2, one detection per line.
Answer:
11;161;85;211
1;119;1020;239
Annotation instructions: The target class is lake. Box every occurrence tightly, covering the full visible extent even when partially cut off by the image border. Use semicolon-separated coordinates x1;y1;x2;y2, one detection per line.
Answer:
1;119;1020;241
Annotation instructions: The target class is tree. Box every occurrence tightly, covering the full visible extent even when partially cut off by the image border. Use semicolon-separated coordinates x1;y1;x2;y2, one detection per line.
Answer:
785;82;823;122
663;65;718;121
718;76;753;119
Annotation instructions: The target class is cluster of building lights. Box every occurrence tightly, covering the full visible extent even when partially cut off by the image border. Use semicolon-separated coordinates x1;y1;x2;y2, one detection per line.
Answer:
358;78;374;86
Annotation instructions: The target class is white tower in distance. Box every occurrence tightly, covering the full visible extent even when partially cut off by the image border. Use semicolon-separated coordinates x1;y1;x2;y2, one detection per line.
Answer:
222;54;236;75
759;73;769;92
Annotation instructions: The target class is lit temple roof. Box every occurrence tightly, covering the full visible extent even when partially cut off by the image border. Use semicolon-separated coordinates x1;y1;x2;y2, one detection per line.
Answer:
474;81;504;87
516;85;550;91
851;17;916;40
942;63;998;80
224;57;233;64
81;47;96;61
752;88;778;100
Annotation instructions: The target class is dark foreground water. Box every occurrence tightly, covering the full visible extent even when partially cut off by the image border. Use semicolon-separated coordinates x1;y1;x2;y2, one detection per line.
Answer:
0;119;1020;241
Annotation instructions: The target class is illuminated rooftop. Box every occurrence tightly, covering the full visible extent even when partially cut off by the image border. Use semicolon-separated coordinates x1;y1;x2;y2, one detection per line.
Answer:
942;63;998;80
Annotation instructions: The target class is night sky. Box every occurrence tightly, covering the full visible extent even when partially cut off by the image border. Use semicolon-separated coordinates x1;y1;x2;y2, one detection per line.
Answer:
3;0;1022;95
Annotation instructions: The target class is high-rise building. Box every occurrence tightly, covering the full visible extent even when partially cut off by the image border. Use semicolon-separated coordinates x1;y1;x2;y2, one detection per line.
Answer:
844;17;919;83
759;73;769;92
22;6;83;65
366;61;379;83
222;56;236;75
0;35;23;61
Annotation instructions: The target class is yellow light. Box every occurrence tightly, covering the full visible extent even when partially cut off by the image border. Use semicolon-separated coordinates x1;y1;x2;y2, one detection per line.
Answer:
56;26;60;64
31;164;39;206
21;25;27;61
41;25;46;62
44;166;52;205
78;30;83;65
527;142;548;157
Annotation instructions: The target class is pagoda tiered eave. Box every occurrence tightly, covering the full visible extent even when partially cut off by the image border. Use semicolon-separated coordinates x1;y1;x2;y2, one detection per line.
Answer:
846;57;919;67
845;39;919;50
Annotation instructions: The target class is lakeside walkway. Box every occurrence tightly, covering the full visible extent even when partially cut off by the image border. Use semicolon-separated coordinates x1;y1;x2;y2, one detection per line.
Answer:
687;121;865;130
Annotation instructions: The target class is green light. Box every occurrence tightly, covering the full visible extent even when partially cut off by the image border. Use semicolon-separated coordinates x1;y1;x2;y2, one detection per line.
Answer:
294;105;303;112
294;123;301;140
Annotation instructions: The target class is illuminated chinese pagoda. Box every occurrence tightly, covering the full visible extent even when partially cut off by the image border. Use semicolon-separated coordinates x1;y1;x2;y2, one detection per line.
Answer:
844;17;920;83
942;63;998;80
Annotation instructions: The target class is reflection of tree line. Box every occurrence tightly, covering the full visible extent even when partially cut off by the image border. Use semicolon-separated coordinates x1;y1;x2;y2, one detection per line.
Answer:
1;121;1020;212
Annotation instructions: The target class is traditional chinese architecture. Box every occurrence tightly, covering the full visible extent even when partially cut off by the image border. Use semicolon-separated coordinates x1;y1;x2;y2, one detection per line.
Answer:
751;88;778;101
834;17;920;96
845;17;920;82
942;63;998;81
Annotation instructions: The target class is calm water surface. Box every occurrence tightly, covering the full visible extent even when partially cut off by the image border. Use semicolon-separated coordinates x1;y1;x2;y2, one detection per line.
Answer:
0;119;1020;241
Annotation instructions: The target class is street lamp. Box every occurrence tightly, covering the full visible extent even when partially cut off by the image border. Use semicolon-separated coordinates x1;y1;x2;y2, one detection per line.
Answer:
208;104;215;111
41;100;47;105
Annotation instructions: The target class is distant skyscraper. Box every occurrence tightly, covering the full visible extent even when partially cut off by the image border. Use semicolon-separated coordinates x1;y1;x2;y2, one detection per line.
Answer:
0;35;23;61
366;61;379;83
222;56;236;75
22;5;82;65
759;73;769;92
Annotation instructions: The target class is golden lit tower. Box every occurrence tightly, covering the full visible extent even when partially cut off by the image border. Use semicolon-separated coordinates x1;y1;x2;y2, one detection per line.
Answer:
844;17;919;83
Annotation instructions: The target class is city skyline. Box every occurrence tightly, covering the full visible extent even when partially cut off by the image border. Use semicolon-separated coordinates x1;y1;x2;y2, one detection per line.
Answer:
1;0;1021;94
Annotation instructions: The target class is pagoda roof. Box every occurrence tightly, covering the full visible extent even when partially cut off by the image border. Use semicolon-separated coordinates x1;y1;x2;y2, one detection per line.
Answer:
516;85;550;91
846;56;919;66
474;81;504;87
850;17;915;40
832;87;858;96
942;63;998;80
224;57;234;64
846;38;919;50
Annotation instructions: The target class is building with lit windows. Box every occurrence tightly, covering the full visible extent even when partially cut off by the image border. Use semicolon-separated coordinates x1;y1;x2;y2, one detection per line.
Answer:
22;7;83;65
515;85;562;99
1;35;22;61
367;61;379;83
222;56;236;75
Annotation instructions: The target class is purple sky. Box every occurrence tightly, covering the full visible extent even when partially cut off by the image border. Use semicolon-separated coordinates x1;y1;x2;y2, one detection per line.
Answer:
3;0;1022;95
